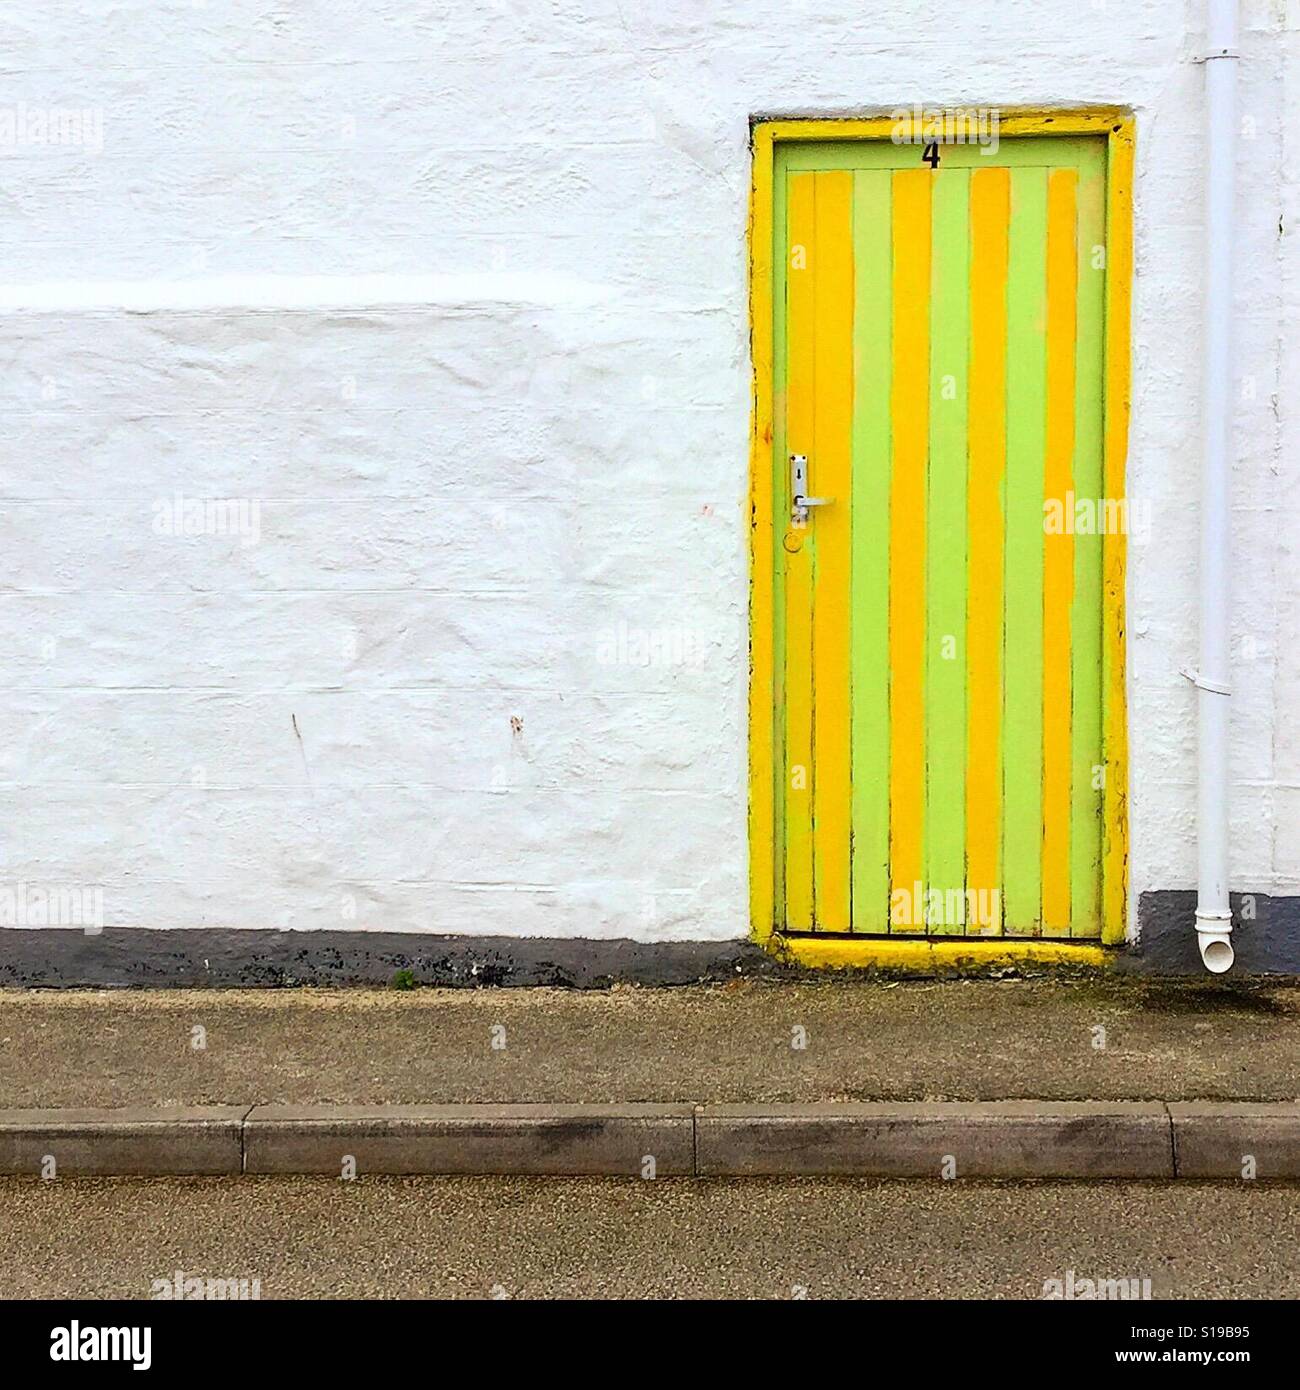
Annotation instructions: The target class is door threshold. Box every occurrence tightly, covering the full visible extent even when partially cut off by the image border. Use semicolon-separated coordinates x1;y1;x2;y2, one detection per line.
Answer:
768;933;1114;973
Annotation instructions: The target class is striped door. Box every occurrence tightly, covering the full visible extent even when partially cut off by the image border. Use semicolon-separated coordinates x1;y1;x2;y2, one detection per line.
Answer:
774;137;1108;938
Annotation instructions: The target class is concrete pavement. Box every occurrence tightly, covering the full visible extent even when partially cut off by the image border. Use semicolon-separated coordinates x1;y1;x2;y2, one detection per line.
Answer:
3;977;1299;1107
3;979;1297;1179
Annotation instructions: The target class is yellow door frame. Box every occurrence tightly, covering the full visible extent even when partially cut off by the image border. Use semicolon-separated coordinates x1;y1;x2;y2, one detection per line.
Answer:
747;109;1134;970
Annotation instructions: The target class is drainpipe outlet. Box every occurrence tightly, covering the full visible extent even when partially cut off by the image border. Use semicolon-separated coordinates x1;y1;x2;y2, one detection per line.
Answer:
1196;910;1235;974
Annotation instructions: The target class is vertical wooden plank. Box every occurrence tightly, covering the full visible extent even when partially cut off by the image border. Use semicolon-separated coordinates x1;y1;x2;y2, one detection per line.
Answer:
1102;121;1135;946
810;171;855;930
1041;168;1078;934
750;128;779;941
769;149;790;931
1002;168;1048;936
924;169;970;933
1070;155;1106;938
965;165;1010;936
888;169;931;929
783;171;816;930
850;170;893;933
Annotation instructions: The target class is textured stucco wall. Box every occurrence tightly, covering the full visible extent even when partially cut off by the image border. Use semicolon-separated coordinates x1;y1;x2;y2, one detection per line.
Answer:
0;0;1295;948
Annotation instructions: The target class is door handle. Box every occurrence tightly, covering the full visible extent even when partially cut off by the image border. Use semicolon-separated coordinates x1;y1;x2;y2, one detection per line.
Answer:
790;454;835;525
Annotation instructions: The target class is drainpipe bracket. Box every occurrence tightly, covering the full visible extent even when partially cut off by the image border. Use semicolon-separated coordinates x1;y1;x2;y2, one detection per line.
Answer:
1194;47;1240;63
1179;665;1231;696
1194;909;1233;926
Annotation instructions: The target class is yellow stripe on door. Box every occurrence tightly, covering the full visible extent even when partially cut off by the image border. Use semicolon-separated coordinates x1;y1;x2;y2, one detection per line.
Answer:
965;165;1010;934
887;169;931;929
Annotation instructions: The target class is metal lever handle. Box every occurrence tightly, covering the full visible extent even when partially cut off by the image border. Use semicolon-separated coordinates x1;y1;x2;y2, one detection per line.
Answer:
790;454;835;525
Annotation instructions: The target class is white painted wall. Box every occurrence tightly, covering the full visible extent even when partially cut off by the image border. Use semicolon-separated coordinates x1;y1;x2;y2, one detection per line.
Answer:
1;0;1295;942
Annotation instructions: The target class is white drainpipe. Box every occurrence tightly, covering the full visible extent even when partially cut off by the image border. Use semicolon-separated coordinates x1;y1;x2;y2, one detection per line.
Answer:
1190;0;1238;973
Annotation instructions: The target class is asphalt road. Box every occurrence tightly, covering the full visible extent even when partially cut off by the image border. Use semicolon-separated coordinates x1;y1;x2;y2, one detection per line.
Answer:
2;1175;1296;1299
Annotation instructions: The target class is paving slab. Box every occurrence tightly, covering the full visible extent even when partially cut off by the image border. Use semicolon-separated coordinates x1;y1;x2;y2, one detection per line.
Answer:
244;1103;694;1176
0;1106;246;1176
1170;1102;1300;1179
696;1101;1174;1178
